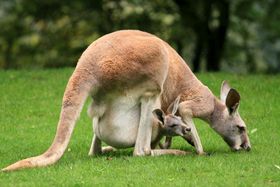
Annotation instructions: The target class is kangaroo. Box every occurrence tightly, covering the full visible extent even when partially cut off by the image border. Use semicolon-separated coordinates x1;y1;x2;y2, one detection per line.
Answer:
160;81;251;151
2;30;251;172
87;96;190;156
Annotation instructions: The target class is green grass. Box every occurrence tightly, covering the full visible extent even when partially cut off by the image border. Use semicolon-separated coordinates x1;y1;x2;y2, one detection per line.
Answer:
0;68;279;186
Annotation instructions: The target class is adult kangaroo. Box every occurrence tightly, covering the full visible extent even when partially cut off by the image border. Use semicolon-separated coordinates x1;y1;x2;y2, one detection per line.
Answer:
2;30;251;172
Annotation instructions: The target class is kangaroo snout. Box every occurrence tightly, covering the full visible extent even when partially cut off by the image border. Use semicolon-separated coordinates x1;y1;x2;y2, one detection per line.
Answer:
231;140;251;152
241;141;251;151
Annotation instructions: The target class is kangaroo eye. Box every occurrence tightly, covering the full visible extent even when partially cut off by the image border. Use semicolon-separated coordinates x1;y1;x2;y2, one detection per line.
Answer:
237;125;245;132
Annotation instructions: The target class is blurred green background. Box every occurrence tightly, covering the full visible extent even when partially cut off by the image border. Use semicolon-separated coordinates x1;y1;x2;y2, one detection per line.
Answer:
0;0;279;73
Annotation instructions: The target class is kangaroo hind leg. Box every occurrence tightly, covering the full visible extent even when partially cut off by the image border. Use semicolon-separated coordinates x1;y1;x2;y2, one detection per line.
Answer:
133;92;160;156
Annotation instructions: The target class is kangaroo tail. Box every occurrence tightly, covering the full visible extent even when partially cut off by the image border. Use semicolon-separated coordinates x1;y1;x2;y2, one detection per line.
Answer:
2;66;98;172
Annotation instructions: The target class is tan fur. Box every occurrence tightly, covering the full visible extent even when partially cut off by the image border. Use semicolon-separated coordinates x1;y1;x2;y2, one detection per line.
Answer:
2;30;250;172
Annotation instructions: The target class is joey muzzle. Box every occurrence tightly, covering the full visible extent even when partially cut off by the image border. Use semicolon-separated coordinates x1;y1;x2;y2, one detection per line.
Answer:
182;124;191;135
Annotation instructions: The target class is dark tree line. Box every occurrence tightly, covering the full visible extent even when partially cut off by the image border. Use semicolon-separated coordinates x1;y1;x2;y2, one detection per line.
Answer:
174;0;230;72
0;0;279;73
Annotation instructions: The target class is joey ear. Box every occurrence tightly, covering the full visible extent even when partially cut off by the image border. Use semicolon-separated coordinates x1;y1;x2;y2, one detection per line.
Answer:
220;80;231;103
226;88;240;114
167;95;181;115
152;109;165;124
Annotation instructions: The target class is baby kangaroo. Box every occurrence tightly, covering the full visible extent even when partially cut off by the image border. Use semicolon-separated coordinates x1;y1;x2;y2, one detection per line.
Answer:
88;96;190;156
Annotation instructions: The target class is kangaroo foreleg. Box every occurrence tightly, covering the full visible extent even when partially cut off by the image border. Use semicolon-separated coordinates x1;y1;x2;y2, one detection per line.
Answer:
183;134;195;147
183;117;204;155
88;117;102;156
159;137;172;149
88;134;102;156
159;135;195;149
89;134;116;155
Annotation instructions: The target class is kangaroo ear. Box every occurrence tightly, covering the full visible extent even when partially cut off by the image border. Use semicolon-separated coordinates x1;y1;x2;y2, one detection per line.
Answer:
152;109;165;125
226;88;240;114
167;95;181;115
220;80;231;103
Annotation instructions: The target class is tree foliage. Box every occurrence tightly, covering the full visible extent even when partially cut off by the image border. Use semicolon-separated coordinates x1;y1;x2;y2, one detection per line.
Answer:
0;0;279;73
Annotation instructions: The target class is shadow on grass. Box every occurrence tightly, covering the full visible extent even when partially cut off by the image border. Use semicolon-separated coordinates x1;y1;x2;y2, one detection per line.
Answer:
58;143;252;168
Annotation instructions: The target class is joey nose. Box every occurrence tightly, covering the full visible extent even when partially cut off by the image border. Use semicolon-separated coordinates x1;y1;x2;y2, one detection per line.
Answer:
184;127;191;133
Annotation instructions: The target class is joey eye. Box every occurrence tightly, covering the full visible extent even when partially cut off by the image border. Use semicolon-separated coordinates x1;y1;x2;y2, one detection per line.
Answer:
170;124;177;128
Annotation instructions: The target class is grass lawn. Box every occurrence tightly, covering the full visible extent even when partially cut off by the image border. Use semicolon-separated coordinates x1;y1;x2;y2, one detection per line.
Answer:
0;68;279;186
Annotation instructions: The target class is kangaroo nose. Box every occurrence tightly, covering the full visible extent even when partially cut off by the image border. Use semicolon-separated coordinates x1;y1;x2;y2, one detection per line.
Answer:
246;146;251;151
241;142;251;151
240;136;251;151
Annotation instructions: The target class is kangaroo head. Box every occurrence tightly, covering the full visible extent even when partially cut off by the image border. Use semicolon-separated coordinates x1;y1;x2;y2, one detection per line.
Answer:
211;81;251;151
153;96;191;137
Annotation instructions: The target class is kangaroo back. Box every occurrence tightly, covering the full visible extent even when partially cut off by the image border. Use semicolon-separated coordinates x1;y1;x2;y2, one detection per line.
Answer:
3;29;208;171
2;30;169;171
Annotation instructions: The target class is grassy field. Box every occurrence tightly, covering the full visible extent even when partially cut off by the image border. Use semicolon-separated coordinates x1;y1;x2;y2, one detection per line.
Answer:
0;68;279;186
